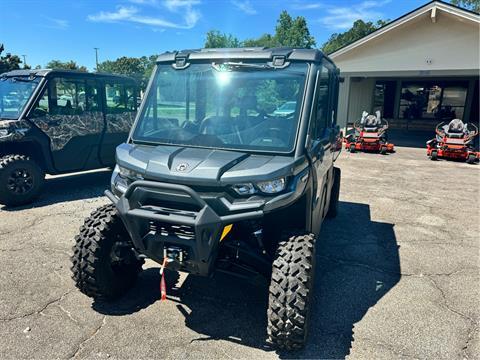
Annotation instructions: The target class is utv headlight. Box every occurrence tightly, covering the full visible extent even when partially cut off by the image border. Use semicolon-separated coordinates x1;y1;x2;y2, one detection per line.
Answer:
232;183;256;196
118;165;142;180
113;165;143;194
256;178;286;194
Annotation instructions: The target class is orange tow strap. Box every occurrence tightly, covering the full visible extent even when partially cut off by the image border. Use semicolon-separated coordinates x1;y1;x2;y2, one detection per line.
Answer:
160;257;168;301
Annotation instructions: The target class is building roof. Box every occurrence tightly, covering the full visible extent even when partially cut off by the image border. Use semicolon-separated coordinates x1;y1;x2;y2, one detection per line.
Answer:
330;0;480;59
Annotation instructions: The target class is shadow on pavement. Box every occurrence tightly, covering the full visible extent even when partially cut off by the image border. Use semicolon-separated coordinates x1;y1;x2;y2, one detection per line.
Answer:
388;130;432;149
90;201;400;359
92;270;180;316
1;169;111;211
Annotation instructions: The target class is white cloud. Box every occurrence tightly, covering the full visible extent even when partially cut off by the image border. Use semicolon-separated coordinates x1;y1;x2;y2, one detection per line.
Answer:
88;0;201;29
128;0;159;5
319;0;390;30
231;0;257;15
43;16;69;29
291;2;324;10
164;0;200;11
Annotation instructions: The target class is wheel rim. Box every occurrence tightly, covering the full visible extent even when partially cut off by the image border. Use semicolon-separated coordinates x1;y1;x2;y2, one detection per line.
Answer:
7;168;34;194
109;237;137;272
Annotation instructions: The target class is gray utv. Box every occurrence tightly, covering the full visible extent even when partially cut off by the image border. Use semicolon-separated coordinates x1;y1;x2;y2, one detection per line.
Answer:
71;47;342;350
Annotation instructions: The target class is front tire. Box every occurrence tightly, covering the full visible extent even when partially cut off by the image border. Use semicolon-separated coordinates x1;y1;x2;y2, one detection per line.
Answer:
267;232;316;350
430;150;438;161
0;154;45;207
71;204;143;301
349;144;356;153
466;154;477;164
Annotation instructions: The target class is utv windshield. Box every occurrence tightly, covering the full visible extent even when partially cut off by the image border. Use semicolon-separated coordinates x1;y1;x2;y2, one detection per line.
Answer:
132;62;308;153
0;76;41;119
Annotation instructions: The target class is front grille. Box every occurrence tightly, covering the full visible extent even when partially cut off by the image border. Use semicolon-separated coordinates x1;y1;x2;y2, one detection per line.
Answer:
150;221;195;240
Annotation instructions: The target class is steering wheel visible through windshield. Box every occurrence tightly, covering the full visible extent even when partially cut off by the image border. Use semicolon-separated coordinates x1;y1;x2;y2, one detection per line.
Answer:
131;62;308;153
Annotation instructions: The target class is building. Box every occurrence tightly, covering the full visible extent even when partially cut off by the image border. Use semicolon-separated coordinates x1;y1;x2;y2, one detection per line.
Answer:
331;1;479;132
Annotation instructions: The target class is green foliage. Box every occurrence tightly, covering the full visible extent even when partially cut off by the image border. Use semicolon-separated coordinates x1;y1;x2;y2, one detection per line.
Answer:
243;34;276;48
450;0;480;12
205;30;241;48
321;19;388;55
205;10;316;49
0;43;25;74
45;60;87;72
275;11;316;48
97;55;157;90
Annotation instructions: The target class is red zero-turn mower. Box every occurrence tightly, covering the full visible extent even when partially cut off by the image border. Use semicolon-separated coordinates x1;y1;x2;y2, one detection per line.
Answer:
426;119;479;164
344;111;394;154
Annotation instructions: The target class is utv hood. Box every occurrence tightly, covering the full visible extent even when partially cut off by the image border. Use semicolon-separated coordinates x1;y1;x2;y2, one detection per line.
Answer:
116;143;306;185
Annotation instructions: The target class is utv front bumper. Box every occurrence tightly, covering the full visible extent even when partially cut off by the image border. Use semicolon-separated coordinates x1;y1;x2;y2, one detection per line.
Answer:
105;181;266;276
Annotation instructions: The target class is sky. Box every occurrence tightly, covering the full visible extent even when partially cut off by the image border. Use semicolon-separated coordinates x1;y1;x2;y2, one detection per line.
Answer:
0;0;428;70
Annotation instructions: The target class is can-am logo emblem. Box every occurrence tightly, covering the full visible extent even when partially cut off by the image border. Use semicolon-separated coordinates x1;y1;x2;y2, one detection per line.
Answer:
176;163;189;172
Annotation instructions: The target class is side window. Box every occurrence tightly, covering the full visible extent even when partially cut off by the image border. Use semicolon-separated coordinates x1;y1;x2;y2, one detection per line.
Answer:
313;66;330;139
52;78;86;115
85;80;101;112
31;78;100;117
31;87;49;118
126;86;137;111
105;82;136;114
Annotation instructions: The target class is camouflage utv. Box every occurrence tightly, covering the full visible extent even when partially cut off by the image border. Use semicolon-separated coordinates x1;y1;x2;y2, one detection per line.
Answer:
0;69;139;206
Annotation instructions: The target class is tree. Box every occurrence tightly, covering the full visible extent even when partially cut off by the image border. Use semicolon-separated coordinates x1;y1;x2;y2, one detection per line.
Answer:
45;60;87;72
450;0;480;12
205;30;241;48
97;55;158;90
321;19;388;55
243;34;276;48
0;43;25;74
274;11;316;48
206;11;316;49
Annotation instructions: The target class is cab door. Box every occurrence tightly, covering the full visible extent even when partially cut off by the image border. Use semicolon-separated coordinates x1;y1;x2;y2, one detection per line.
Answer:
99;80;138;166
29;76;104;172
308;63;334;236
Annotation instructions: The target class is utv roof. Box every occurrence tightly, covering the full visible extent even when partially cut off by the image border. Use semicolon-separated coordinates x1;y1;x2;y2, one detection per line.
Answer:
156;47;335;65
0;69;136;81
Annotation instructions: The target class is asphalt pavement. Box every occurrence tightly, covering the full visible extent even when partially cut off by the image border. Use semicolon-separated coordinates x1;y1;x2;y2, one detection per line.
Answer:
0;146;478;359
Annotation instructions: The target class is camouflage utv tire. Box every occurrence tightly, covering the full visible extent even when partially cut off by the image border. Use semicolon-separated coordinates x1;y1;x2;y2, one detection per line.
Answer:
0;154;45;207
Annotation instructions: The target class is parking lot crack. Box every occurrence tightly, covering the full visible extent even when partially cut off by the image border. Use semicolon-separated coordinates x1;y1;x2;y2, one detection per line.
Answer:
70;316;107;359
0;289;73;322
318;255;470;277
426;276;478;359
462;326;478;360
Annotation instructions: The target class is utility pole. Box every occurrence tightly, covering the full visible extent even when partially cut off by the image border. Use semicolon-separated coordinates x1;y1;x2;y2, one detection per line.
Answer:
22;55;27;68
94;47;99;72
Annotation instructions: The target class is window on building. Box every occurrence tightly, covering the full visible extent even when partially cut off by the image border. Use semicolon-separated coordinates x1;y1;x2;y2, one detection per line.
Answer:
373;81;395;118
441;86;467;120
400;81;468;120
